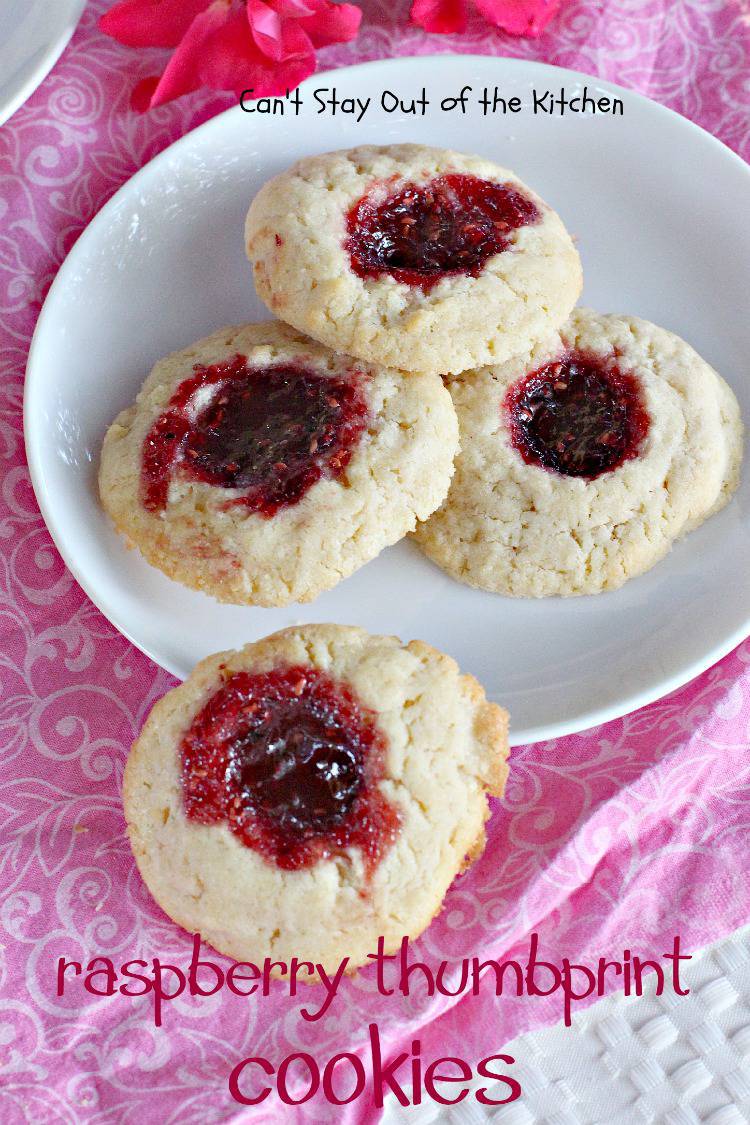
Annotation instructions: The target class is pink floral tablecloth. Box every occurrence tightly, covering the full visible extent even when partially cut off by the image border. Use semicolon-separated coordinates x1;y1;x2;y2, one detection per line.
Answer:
2;2;750;1122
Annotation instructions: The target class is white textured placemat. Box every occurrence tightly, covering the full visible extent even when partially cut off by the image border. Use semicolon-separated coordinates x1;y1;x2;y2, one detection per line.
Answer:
383;926;750;1123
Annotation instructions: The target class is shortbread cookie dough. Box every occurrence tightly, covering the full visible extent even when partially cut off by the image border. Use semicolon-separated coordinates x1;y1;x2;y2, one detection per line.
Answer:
124;624;509;973
414;309;743;597
245;144;582;374
99;322;458;605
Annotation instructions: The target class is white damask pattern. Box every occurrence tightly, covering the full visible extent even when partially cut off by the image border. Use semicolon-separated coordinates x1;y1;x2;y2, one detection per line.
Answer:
384;926;750;1123
1;1;750;1122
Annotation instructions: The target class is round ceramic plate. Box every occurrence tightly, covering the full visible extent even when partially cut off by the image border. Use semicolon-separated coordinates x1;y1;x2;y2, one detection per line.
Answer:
25;56;750;745
0;0;85;128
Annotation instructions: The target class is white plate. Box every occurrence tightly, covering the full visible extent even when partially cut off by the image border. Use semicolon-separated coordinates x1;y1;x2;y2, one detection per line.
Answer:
0;0;85;128
25;56;750;745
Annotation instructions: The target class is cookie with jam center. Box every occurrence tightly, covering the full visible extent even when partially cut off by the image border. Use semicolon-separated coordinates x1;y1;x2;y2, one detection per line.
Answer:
414;309;743;597
124;624;509;974
99;321;458;605
245;144;582;375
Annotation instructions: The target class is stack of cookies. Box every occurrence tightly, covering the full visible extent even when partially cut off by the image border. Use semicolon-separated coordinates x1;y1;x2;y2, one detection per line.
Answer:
102;142;742;606
101;144;742;973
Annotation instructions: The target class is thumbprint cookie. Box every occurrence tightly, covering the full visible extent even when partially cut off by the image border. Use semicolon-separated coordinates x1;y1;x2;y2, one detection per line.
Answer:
245;144;582;375
99;322;458;605
414;309;743;597
123;624;509;974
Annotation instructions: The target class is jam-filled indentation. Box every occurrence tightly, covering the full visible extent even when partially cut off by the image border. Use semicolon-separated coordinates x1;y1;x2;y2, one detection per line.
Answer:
346;173;539;292
180;666;400;872
141;357;368;515
505;353;649;479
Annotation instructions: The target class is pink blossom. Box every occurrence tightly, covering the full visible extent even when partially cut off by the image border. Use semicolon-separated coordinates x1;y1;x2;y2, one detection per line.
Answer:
100;0;362;110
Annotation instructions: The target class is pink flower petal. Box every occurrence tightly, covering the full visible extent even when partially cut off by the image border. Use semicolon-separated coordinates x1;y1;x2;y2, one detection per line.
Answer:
99;0;213;48
273;0;318;14
472;0;562;36
246;0;283;59
150;1;235;106
295;0;362;48
410;0;468;34
205;9;315;98
246;0;314;62
130;75;161;112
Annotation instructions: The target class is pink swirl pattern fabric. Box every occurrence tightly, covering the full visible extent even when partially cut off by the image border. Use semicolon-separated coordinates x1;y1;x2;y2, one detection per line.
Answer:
2;1;750;1121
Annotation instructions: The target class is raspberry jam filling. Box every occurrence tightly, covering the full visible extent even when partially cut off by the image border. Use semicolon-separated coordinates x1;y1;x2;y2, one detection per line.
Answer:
346;173;539;291
141;356;368;515
505;354;650;479
181;666;400;872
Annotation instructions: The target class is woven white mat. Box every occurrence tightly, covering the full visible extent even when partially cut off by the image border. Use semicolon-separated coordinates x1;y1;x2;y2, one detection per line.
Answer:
383;926;750;1124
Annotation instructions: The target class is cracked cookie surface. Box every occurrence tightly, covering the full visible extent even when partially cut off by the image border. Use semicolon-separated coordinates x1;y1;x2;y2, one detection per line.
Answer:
124;624;509;974
414;309;743;597
245;144;582;375
99;321;458;605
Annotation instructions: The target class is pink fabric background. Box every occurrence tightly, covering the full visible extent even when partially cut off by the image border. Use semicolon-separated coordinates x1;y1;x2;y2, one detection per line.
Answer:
2;1;750;1121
